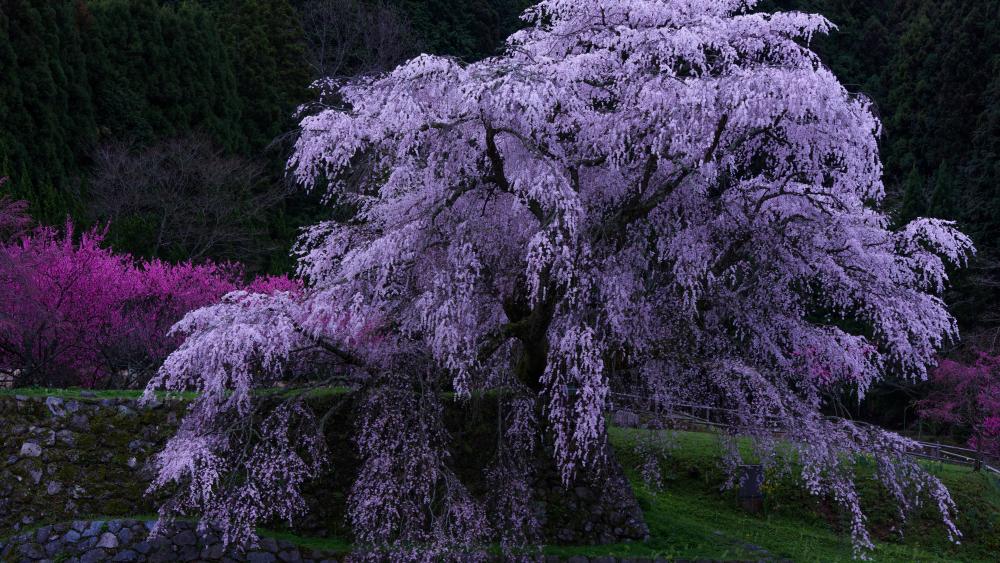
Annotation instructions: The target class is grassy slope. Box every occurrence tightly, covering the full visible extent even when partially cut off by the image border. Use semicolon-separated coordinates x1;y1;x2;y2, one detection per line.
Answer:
550;428;1000;562
260;427;1000;561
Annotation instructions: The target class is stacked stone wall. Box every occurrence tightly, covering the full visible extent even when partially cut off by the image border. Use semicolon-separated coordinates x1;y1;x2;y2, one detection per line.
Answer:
0;518;343;563
1;393;649;553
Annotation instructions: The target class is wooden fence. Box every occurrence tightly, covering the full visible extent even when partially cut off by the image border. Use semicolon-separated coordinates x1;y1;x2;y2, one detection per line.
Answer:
607;391;1000;476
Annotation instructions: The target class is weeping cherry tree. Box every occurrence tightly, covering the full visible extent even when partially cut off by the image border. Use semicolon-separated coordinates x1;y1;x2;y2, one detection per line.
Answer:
145;0;973;557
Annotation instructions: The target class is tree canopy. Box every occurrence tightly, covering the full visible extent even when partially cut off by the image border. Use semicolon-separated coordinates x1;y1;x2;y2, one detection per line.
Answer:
147;0;970;556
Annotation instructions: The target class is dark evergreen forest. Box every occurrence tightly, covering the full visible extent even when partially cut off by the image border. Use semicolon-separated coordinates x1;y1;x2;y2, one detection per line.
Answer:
0;0;531;269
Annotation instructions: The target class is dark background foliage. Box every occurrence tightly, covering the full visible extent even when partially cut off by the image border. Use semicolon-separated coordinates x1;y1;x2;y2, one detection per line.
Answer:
0;0;531;271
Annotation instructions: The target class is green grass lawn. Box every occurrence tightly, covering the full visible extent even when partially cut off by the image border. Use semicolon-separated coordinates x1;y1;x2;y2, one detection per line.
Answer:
254;427;1000;561
582;427;1000;562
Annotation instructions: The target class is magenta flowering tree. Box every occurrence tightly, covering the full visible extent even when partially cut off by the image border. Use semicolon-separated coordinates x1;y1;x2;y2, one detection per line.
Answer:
920;354;1000;468
983;416;1000;459
147;0;972;556
0;222;142;387
0;217;297;388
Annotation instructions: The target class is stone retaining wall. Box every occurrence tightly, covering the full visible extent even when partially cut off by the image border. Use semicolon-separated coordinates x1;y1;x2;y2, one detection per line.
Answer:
1;393;649;549
0;395;181;535
0;518;768;563
0;518;343;562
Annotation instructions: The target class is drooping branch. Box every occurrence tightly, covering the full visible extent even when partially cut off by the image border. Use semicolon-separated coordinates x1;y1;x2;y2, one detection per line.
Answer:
484;124;546;223
599;114;729;242
499;273;558;391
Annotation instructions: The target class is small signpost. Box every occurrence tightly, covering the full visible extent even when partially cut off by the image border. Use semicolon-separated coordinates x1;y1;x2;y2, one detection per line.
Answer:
738;464;765;514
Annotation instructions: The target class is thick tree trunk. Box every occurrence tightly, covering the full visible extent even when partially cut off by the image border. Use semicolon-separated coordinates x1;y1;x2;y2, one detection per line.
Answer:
534;427;650;544
495;278;649;545
514;339;547;391
503;278;556;392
